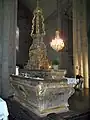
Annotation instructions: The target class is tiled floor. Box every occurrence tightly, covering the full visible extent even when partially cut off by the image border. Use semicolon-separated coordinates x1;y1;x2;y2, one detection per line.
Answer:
7;89;90;120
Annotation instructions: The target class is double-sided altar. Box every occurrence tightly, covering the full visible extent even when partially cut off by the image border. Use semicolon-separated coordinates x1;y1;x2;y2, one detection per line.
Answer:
10;0;75;117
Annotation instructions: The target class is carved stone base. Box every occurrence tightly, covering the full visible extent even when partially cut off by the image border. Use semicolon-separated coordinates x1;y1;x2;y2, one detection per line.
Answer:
15;96;69;117
10;75;75;117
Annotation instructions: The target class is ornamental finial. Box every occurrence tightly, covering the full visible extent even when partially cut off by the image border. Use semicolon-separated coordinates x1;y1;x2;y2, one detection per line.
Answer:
31;0;45;37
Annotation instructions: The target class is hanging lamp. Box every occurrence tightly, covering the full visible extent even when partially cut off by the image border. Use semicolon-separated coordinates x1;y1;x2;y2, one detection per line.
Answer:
50;0;64;52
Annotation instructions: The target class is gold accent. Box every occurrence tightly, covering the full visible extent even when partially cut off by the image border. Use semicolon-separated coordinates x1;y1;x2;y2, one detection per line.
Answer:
25;0;49;70
31;0;45;37
40;105;67;114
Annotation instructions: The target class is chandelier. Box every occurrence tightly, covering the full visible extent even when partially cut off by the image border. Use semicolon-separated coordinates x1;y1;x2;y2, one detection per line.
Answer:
50;0;64;51
50;31;64;52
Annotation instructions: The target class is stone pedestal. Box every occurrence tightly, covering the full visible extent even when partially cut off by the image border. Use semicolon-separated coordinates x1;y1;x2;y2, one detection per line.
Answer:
10;75;75;117
0;0;17;98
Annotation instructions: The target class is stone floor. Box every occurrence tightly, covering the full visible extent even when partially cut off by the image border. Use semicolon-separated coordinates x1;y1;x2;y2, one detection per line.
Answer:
6;89;90;120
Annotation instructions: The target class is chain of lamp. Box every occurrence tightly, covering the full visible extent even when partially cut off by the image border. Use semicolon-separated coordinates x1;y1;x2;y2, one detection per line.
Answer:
50;0;64;52
57;0;61;30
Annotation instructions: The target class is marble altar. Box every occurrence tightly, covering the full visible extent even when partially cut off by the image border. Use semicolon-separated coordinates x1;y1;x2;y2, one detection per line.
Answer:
10;0;75;117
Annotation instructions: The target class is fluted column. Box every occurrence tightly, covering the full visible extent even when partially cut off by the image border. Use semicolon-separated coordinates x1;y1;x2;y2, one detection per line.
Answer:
77;0;83;76
8;0;17;74
0;0;17;98
81;0;89;88
73;0;89;88
73;0;79;75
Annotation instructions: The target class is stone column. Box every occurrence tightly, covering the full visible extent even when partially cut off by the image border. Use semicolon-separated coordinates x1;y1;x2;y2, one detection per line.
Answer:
0;1;3;95
81;0;89;88
8;0;17;74
0;0;17;98
73;0;79;75
76;0;83;76
73;0;89;88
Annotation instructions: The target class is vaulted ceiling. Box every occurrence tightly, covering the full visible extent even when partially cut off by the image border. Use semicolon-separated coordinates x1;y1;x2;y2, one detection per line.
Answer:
20;0;72;37
20;0;72;21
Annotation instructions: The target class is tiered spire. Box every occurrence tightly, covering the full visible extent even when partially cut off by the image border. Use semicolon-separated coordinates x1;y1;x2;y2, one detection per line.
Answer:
31;0;45;37
25;0;49;70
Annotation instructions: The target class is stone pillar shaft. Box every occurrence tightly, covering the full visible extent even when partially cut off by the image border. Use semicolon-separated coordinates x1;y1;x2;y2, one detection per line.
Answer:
81;0;89;88
77;0;83;76
73;0;79;75
0;0;3;95
0;0;17;98
73;0;89;88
